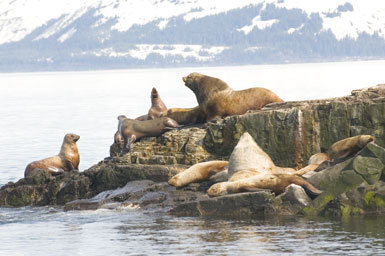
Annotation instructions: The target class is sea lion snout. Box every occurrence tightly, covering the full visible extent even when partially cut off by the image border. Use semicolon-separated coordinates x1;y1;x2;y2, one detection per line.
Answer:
182;77;187;83
72;134;80;142
151;87;158;96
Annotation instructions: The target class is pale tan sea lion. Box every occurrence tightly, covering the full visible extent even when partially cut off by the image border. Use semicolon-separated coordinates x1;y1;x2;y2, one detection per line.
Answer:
228;169;259;182
207;172;322;197
182;72;283;121
228;132;275;177
148;87;167;120
328;135;375;161
166;106;206;125
168;161;228;188
118;115;179;154
24;133;80;178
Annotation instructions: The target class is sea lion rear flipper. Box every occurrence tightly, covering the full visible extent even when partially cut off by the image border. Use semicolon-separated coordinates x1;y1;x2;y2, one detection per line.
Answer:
290;176;323;197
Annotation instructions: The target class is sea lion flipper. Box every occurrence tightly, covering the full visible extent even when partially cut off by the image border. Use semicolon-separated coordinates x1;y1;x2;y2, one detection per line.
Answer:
290;176;322;196
64;159;75;171
121;134;137;155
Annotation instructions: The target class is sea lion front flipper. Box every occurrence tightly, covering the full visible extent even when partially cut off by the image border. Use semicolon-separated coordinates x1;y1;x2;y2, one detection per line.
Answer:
163;117;179;128
63;159;76;171
121;134;136;155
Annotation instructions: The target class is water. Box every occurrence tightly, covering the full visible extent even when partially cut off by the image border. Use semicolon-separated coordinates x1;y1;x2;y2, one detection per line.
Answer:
1;60;385;255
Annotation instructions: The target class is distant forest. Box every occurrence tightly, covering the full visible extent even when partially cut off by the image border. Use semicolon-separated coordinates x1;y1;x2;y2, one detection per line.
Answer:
1;4;385;71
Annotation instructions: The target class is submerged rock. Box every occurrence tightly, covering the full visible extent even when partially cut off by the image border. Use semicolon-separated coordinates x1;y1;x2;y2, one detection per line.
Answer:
64;180;209;212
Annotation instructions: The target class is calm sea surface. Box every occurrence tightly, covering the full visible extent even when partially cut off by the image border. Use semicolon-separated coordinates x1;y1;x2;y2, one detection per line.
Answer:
1;61;385;255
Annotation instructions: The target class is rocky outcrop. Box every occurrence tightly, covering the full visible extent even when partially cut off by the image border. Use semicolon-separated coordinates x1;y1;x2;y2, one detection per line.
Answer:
302;142;385;217
0;162;186;207
110;127;220;164
1;85;385;219
204;84;385;168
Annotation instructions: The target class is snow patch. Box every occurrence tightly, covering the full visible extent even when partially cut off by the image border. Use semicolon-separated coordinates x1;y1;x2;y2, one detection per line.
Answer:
78;44;228;62
287;24;304;34
58;27;77;42
238;16;278;34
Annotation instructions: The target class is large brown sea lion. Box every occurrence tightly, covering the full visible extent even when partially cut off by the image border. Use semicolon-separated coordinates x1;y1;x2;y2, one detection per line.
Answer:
182;72;284;121
168;161;228;188
24;133;80;178
166;105;206;125
328;135;375;161
148;87;167;120
118;115;179;154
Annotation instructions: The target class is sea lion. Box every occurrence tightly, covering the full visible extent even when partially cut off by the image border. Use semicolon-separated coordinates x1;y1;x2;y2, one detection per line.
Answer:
208;131;322;197
113;114;148;142
207;172;322;197
182;72;283;121
328;135;375;161
118;115;179;154
228;132;275;177
148;87;167;120
166;106;206;125
24;133;80;178
168;161;228;188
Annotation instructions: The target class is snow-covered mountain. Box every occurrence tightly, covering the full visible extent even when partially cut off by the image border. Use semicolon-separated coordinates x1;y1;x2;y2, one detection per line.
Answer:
1;0;385;71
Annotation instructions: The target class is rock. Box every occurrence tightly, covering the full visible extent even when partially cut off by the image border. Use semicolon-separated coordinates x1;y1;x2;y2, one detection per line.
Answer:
302;142;385;216
169;190;274;217
109;127;219;165
209;170;229;183
64;180;209;212
268;184;312;216
204;84;385;168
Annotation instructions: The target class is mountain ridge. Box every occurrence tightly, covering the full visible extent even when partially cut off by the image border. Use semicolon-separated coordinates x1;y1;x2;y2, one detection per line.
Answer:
1;0;385;71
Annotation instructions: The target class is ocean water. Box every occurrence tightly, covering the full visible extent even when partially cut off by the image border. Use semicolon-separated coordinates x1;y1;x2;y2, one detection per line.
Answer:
1;60;385;255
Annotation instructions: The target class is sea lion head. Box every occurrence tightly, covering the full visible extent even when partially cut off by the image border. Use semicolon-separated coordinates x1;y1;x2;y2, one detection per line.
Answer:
151;87;159;99
64;133;80;143
358;135;375;147
168;174;182;187
117;115;127;121
182;72;202;91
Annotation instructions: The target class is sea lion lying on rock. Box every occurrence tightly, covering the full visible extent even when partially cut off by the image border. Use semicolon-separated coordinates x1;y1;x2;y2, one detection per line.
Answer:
24;133;80;177
168;132;322;197
182;72;283;121
328;135;375;161
312;135;375;172
168;161;228;188
118;115;179;154
207;172;322;197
